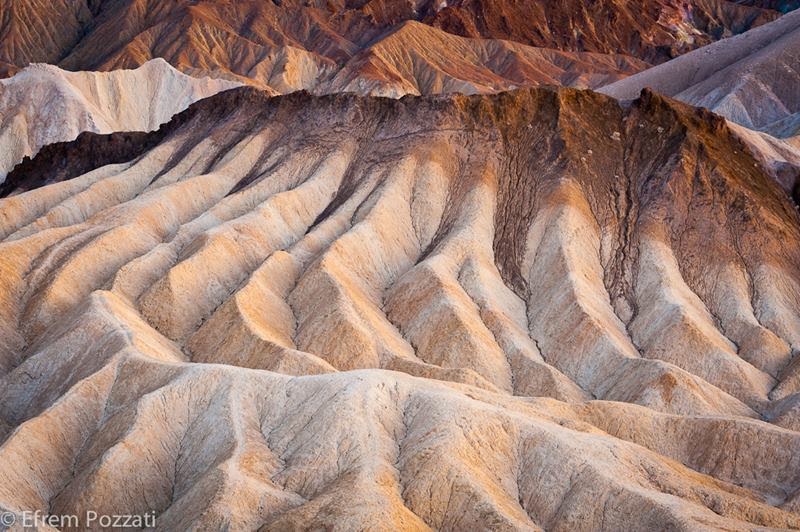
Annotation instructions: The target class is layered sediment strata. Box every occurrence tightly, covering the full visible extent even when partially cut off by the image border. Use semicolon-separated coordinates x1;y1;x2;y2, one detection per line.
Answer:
1;0;793;90
1;87;799;529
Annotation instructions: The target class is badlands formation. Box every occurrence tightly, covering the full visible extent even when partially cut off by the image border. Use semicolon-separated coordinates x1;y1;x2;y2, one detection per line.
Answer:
0;1;800;530
1;85;800;529
600;7;800;135
0;58;239;185
0;1;647;96
302;21;648;98
601;7;800;204
0;0;793;92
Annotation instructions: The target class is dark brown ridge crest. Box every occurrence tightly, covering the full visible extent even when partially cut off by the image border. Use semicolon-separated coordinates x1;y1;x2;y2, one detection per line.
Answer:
0;85;575;198
2;83;795;224
0;86;272;197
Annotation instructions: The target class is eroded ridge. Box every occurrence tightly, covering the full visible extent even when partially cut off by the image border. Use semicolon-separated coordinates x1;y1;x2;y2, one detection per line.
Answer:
1;86;800;529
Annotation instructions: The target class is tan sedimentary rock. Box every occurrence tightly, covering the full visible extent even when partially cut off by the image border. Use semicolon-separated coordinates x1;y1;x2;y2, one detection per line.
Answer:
0;59;239;184
1;87;800;529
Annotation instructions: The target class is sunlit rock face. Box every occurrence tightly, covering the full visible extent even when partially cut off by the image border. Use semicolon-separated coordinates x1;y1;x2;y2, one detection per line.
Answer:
1;86;799;529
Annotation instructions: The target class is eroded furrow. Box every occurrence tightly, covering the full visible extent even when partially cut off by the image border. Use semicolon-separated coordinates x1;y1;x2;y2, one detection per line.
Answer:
1;87;800;528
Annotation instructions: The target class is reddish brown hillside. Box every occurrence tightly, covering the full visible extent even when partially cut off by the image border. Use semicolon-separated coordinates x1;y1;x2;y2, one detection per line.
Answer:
0;0;791;84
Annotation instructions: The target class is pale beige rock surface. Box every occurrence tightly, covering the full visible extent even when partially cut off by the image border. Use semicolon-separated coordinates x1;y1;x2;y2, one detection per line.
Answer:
0;58;240;184
1;87;800;529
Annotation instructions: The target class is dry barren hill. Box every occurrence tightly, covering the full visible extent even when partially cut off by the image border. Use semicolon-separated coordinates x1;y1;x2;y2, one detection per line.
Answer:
0;58;239;184
317;21;648;97
1;86;800;529
417;0;793;63
600;7;800;135
0;0;794;91
601;8;800;203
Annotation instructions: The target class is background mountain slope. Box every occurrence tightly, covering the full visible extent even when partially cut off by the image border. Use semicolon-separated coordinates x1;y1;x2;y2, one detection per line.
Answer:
601;8;800;202
0;58;239;184
317;21;648;96
600;7;800;135
0;0;795;89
